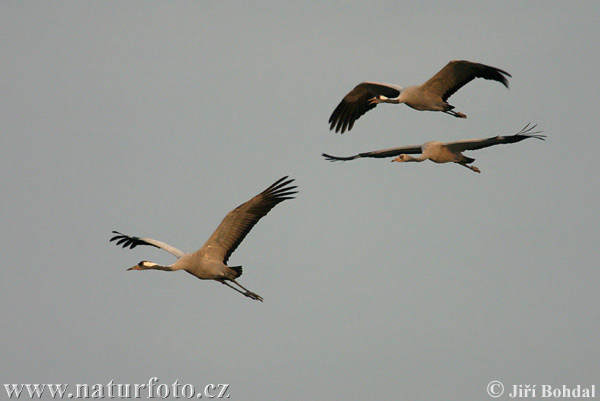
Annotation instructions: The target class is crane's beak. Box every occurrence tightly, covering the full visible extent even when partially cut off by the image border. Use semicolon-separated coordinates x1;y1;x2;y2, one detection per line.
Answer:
391;157;400;162
127;265;142;271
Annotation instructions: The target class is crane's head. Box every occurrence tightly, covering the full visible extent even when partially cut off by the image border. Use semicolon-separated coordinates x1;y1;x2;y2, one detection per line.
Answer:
392;154;411;163
127;261;157;271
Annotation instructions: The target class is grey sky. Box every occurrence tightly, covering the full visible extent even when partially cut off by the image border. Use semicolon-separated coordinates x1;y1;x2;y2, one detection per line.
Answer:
2;1;599;400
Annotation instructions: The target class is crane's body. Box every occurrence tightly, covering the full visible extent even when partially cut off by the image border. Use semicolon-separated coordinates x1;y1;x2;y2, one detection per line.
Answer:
111;176;297;302
329;60;511;133
322;124;545;173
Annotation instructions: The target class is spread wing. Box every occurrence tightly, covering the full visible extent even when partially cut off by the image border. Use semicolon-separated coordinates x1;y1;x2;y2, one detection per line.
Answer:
110;231;185;258
445;123;545;153
420;60;511;101
322;144;423;161
328;82;402;134
198;176;297;264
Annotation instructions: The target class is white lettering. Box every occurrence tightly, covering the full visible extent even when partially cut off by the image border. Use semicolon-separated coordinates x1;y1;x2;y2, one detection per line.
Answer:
107;380;115;398
156;383;169;399
171;379;181;398
4;384;24;398
77;383;89;398
25;384;45;398
117;383;131;398
148;377;158;398
47;384;68;398
181;384;194;399
216;384;230;398
541;385;552;397
205;384;217;398
134;383;146;398
90;383;104;398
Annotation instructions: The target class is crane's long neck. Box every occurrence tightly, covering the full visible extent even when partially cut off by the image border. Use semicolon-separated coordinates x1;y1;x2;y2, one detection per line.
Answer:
401;154;427;162
395;87;418;105
380;96;402;104
129;261;175;271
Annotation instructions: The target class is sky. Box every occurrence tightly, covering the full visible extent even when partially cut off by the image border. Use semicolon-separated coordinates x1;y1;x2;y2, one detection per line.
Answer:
1;2;599;400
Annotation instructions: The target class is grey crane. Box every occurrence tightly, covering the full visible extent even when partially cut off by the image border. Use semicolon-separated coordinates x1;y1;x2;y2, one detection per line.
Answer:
110;176;297;302
328;60;511;133
322;124;544;173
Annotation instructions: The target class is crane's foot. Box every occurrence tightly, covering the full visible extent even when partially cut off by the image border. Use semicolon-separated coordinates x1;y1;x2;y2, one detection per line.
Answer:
245;291;264;302
470;166;481;173
443;110;467;118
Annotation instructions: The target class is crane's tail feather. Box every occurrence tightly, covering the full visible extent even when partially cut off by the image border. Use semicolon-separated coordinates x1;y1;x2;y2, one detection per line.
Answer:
229;265;243;278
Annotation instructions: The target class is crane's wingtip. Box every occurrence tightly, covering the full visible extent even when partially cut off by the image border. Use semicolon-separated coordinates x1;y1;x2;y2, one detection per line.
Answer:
321;153;343;162
109;232;123;242
267;176;293;190
275;177;296;189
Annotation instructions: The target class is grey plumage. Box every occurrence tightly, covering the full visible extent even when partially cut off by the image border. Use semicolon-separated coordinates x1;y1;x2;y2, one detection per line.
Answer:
322;124;545;173
329;60;511;133
110;176;297;302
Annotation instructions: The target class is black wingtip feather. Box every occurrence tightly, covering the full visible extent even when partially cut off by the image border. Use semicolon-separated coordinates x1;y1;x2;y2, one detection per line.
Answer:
515;123;545;140
110;232;134;249
483;65;511;88
262;177;298;201
110;230;158;250
321;152;355;161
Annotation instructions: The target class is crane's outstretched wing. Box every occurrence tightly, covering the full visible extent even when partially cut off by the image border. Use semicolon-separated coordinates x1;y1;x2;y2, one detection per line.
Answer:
329;82;402;134
198;176;297;264
322;144;423;161
445;123;545;153
420;60;511;102
110;231;185;258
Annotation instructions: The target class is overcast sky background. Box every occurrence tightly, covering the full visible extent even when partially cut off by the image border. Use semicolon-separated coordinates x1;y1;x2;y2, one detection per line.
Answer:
2;2;599;400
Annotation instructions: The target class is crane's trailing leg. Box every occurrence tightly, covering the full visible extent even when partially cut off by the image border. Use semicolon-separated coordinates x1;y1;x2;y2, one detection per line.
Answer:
458;162;481;173
444;110;467;118
231;279;264;302
218;279;264;302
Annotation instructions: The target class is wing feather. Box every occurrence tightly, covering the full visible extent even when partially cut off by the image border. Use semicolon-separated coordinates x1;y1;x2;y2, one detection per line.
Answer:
198;177;297;264
420;60;511;101
445;123;545;152
329;82;401;134
110;231;185;258
322;145;423;161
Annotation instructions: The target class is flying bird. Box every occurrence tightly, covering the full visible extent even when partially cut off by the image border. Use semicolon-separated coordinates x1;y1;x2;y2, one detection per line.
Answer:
110;176;297;302
328;60;511;133
322;124;544;173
